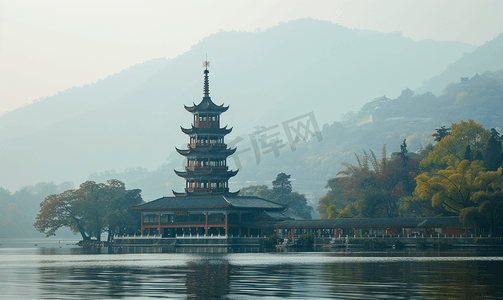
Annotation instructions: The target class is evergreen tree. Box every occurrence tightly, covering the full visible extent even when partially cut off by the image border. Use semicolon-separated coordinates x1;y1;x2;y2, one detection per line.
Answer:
240;173;313;219
484;128;503;171
464;145;472;161
433;126;451;143
272;173;292;197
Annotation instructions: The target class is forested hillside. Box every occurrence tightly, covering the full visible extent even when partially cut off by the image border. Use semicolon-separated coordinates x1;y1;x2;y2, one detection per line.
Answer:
0;182;73;237
416;33;503;95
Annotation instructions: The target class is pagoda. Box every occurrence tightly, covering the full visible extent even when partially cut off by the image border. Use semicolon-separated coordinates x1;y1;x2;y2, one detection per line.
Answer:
173;62;239;197
131;62;288;238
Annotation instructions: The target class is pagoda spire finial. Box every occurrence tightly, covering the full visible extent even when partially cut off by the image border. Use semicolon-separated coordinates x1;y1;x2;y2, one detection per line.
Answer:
203;54;210;97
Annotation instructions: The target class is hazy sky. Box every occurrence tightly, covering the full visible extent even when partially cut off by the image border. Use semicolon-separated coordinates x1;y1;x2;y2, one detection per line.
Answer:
1;0;503;115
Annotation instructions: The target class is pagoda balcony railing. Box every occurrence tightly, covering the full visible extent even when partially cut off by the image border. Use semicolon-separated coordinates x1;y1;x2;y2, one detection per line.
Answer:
188;143;227;148
185;188;229;193
185;166;228;171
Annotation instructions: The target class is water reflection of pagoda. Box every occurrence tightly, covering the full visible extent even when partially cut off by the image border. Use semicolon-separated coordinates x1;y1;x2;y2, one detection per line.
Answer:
173;64;238;196
132;62;289;238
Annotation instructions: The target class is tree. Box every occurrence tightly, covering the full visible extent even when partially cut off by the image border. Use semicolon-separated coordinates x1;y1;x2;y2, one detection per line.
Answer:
415;158;503;234
458;166;503;236
34;180;142;241
398;193;448;217
285;192;313;219
432;126;451;143
103;208;139;242
399;88;414;99
319;143;425;219
318;178;351;219
335;144;421;218
272;173;293;196
483;128;503;171
239;185;269;197
35;189;90;240
416;160;487;215
464;145;472;161
420;120;490;171
239;173;313;219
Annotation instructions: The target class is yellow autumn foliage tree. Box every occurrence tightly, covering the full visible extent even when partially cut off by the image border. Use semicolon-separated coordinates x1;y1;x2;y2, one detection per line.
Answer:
420;119;490;171
416;160;486;214
459;166;503;235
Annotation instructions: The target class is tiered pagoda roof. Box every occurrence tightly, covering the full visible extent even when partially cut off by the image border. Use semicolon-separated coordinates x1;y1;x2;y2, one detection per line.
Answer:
180;125;233;135
175;147;237;157
184;98;229;113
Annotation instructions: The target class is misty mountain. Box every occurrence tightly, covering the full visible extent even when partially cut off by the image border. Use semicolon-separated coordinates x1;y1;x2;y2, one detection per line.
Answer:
0;59;171;141
0;18;476;191
416;33;503;95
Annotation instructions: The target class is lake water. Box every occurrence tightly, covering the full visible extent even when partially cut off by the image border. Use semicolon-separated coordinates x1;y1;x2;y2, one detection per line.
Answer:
1;238;503;299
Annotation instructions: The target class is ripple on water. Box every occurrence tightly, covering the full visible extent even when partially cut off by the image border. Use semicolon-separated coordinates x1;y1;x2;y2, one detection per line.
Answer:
1;247;503;299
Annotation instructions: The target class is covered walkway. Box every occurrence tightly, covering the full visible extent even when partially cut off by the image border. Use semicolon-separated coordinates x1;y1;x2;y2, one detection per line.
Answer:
273;217;478;239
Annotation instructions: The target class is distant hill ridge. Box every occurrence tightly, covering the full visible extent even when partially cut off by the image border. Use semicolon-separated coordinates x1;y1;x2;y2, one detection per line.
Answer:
0;18;481;191
416;33;503;95
0;58;171;142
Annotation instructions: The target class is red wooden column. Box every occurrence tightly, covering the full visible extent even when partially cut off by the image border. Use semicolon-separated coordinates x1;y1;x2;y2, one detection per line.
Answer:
158;213;161;236
475;227;477;237
141;213;144;236
225;211;228;236
205;211;208;236
238;213;242;236
465;226;468;237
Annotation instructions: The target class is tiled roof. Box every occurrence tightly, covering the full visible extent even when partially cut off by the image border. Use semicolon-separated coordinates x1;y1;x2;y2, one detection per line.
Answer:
184;97;229;113
282;208;304;220
255;211;289;221
175;147;237;157
224;196;285;209
180;125;232;135
132;195;285;211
